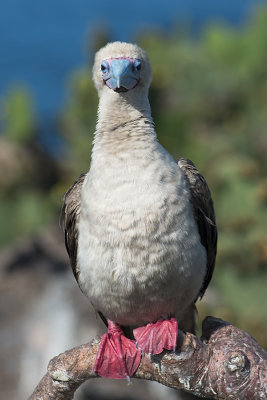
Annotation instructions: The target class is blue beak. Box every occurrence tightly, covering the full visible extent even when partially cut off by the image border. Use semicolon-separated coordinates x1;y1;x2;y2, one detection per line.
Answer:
101;58;141;92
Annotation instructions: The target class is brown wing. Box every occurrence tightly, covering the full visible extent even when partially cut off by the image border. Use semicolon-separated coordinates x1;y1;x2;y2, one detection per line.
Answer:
60;173;87;281
178;158;217;299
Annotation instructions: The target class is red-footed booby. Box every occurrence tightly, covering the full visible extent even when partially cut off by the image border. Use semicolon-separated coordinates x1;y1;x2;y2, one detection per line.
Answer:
60;42;217;380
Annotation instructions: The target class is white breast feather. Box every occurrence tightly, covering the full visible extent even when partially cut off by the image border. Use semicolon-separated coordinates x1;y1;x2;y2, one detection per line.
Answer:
77;137;206;326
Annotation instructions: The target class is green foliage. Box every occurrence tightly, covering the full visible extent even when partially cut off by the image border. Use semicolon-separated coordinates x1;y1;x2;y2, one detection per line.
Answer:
0;191;55;247
2;86;36;143
0;87;60;245
1;6;267;345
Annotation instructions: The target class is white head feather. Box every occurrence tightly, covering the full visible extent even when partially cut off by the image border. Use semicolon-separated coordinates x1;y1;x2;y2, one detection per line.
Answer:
92;42;153;133
92;41;152;96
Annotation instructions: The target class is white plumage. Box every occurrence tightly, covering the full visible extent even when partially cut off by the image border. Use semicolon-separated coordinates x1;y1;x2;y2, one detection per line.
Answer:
78;106;206;326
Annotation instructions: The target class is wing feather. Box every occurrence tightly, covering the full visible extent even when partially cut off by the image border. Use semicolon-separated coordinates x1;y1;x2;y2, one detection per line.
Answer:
60;173;87;281
178;158;217;299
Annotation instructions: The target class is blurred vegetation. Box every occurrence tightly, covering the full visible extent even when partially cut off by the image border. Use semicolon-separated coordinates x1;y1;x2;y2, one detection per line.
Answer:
0;8;266;346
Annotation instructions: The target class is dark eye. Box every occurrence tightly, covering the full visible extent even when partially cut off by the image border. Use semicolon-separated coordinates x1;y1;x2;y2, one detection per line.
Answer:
101;61;109;73
134;59;141;71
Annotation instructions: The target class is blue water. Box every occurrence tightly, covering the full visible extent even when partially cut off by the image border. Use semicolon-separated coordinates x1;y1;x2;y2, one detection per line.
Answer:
0;0;264;151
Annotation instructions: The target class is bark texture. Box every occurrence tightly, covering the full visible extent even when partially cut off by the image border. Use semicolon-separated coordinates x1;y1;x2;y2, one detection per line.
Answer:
29;317;267;400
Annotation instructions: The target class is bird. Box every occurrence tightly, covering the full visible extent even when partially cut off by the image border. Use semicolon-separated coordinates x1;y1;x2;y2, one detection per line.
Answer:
60;41;217;381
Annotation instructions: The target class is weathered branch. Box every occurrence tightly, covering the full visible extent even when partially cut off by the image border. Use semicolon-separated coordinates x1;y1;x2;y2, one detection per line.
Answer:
29;317;267;400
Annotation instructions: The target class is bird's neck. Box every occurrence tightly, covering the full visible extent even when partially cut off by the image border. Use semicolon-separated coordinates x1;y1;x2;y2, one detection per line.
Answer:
94;89;156;145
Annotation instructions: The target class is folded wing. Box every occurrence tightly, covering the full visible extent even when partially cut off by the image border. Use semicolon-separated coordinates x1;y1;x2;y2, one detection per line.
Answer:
60;173;86;281
178;158;217;299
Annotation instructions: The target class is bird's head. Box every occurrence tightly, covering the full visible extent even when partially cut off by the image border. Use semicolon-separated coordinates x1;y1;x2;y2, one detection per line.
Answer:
92;42;152;96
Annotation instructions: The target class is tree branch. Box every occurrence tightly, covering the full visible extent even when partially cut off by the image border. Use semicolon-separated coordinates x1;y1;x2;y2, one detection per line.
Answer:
29;317;267;400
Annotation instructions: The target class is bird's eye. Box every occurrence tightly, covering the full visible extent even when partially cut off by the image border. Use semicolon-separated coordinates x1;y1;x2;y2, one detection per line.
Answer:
101;61;109;73
134;59;141;71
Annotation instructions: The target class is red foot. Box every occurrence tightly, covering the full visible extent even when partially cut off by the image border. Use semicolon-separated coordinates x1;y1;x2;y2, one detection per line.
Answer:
94;320;141;379
133;317;178;356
